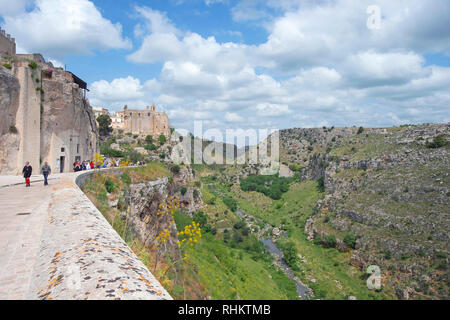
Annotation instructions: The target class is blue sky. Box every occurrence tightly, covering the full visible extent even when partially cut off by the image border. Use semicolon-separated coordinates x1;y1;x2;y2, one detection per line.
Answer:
1;0;449;136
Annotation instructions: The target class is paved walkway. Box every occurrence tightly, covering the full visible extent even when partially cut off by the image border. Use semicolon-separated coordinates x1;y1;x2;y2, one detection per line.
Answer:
0;183;53;299
0;171;171;300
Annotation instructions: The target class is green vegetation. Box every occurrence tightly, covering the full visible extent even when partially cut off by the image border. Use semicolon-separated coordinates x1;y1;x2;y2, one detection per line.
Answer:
240;174;294;200
277;240;300;271
144;143;158;151
343;232;357;249
426;135;448;149
104;177;116;193
28;60;38;70
173;210;299;300
159;134;167;145
223;196;237;212
96;114;113;137
9;124;18;134
2;63;11;69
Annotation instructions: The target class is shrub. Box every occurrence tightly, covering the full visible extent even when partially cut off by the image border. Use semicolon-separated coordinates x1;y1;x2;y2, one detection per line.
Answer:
180;186;187;195
145;135;153;144
193;211;208;227
317;177;325;192
384;250;392;260
223;196;237;212
159;134;167;145
2;63;11;69
233;221;245;230
172;165;180;173
313;235;323;246
324;235;336;248
144;144;158;151
120;173;131;185
357;126;364;134
240;174;293;200
28;60;38;69
104;178;116;193
9;124;18;134
344;232;357;249
426;135;448;149
101;148;124;158
278;241;299;270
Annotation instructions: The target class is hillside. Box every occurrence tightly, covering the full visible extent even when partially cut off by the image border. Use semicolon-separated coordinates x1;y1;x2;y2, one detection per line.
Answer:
277;123;449;299
83;123;449;300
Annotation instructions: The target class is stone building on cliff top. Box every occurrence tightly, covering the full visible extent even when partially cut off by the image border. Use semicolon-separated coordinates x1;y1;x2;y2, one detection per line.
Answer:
114;104;170;138
0;28;98;175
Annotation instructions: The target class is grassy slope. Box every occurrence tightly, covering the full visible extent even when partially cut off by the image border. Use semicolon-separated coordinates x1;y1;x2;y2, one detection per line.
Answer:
174;211;298;300
81;163;209;300
229;179;392;300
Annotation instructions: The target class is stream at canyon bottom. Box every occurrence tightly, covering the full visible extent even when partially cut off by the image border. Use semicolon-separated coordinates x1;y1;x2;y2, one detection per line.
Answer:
235;210;312;299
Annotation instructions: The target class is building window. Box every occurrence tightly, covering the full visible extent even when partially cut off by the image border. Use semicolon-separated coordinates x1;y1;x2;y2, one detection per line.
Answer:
77;144;80;154
61;147;65;152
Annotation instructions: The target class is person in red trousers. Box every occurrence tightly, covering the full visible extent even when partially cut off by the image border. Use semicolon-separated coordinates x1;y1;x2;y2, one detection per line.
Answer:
22;161;32;187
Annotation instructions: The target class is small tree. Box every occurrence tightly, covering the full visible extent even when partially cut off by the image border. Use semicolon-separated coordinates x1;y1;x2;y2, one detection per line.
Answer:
145;135;153;144
357;126;364;135
97;114;113;137
159;134;167;145
324;235;336;248
344;232;357;249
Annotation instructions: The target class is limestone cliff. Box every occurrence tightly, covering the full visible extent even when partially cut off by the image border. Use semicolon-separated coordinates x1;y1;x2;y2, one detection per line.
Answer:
279;124;449;299
0;66;20;174
0;54;98;175
40;68;98;169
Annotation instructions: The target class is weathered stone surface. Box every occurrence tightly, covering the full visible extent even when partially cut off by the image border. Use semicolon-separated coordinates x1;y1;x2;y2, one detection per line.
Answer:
0;57;98;175
0;170;171;300
0;66;20;175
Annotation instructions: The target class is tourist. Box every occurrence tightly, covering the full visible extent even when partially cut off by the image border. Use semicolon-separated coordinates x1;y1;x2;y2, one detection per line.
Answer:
40;161;51;186
22;162;32;187
82;161;86;171
90;160;94;169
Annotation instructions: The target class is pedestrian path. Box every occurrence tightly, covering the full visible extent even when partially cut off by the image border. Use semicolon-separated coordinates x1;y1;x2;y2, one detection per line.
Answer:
0;170;171;300
0;174;61;188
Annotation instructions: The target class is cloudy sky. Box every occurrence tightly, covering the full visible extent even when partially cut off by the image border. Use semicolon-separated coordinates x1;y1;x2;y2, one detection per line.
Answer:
1;0;449;135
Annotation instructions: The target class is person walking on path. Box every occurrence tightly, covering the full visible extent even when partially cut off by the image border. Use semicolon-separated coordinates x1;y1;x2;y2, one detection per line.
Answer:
22;162;32;187
41;161;51;186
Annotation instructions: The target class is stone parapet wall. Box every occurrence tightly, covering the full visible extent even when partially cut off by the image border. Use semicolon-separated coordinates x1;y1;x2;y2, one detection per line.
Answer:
25;170;172;300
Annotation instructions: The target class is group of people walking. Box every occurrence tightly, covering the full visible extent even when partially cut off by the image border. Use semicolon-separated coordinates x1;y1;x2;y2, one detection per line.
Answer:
22;161;51;187
22;158;147;187
73;160;94;172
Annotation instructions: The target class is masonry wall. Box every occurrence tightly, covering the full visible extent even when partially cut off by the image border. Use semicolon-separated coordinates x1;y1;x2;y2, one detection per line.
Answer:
0;53;98;175
0;28;16;57
123;109;170;137
15;60;41;174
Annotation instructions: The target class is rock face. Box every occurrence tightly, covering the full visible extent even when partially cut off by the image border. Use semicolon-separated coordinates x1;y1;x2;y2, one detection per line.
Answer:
127;177;180;256
0;66;20;174
114;165;203;257
276;123;449;299
40;68;98;172
0;54;98;175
